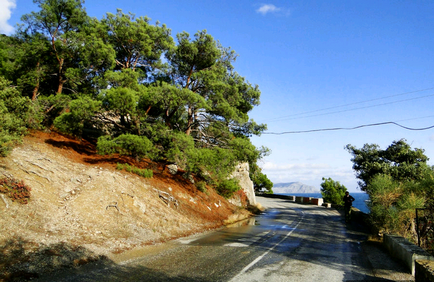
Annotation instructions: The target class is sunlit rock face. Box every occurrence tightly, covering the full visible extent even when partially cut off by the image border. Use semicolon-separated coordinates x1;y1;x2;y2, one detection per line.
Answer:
230;162;256;206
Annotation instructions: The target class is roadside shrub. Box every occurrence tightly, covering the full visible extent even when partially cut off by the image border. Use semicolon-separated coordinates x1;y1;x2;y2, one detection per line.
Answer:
368;174;425;239
196;181;207;194
124;163;132;172
0;177;31;204
186;147;237;182
116;163;153;178
54;96;102;137
97;134;153;161
162;131;195;169
216;178;240;199
0;77;33;156
320;177;347;205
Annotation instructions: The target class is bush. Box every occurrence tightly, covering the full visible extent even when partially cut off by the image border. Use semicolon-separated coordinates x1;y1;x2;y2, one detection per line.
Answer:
196;181;207;193
0;77;32;156
320;177;347;205
368;174;424;237
216;178;240;198
0;177;31;204
164;131;195;169
54;96;102;137
97;134;154;160
116;163;153;178
186;147;237;182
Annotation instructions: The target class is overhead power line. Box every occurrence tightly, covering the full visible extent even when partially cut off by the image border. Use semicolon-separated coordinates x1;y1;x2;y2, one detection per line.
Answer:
262;87;434;123
262;121;434;135
272;93;434;122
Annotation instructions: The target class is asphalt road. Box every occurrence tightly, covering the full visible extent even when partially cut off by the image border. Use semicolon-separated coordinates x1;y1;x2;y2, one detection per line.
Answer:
39;196;413;281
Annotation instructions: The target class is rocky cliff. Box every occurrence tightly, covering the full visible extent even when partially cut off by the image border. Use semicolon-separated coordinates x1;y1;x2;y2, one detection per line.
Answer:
229;162;256;206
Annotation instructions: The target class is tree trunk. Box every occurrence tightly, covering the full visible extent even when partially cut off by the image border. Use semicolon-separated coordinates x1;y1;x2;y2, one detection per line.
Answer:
32;62;41;101
185;107;194;136
57;58;65;94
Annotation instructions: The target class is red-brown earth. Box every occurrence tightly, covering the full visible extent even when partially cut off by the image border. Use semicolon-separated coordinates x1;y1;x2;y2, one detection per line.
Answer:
0;130;252;280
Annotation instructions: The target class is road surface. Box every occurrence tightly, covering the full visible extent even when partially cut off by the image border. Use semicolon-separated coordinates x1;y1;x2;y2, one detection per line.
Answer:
39;196;413;281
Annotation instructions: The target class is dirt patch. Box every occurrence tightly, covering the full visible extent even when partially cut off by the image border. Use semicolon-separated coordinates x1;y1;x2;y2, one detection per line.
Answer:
0;131;251;279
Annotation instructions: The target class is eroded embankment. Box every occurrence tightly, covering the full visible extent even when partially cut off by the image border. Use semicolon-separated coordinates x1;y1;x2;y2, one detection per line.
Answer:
0;131;250;280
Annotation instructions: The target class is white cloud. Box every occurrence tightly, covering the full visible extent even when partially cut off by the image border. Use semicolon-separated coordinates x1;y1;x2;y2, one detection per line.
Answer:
258;161;358;190
430;134;434;142
256;4;281;15
0;0;16;35
261;161;330;171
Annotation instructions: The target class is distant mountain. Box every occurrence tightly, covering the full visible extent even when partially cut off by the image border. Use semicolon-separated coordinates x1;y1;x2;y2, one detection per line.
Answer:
273;182;320;194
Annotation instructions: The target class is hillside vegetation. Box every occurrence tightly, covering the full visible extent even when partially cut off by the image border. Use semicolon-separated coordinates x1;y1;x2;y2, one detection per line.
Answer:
0;0;273;200
0;131;254;279
0;1;274;278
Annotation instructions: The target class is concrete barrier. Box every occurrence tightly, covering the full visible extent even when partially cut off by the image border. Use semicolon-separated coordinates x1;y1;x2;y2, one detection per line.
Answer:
303;197;312;204
383;234;434;276
256;194;325;207
255;193;295;201
311;198;324;206
416;260;434;282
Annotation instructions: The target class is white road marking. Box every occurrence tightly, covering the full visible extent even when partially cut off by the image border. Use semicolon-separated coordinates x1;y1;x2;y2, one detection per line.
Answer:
229;211;305;281
224;242;250;247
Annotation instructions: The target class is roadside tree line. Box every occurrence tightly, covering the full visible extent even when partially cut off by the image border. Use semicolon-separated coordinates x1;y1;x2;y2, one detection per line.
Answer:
322;139;434;253
0;0;273;197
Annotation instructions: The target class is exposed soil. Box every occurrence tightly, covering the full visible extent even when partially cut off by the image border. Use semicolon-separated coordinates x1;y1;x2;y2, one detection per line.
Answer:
0;131;251;280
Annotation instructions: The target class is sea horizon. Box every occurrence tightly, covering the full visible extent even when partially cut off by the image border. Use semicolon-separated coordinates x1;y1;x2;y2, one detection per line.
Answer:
274;192;370;214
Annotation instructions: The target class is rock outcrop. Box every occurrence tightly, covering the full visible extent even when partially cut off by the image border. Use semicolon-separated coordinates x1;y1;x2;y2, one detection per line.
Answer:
230;163;256;206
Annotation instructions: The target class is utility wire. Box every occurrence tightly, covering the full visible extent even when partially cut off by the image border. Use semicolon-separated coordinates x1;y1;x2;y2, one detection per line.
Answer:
267;93;434;122
262;121;434;135
262;87;434;123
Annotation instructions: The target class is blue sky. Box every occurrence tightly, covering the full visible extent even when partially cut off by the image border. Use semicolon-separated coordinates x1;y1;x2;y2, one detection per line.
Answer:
2;0;434;192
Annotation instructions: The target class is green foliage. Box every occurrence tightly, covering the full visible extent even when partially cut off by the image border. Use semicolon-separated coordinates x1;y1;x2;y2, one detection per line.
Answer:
186;147;237;183
0;177;32;204
250;163;273;193
38;94;71;125
320;177;347;205
0;77;34;156
163;131;195;168
54;96;102;136
252;172;273;193
367;174;425;236
347;140;432;240
195;181;207;194
227;137;261;164
216;178;240;199
2;5;268;200
164;29;265;141
97;134;153;160
346;139;429;192
116;163;153;178
101;9;173;73
104;87;138;117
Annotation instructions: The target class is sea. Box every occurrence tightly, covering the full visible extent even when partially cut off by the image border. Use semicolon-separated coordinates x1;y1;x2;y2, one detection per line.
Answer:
276;192;370;214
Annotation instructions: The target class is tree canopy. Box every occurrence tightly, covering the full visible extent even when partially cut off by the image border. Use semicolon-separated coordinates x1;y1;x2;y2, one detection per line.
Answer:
346;140;434;248
320;177;347;205
0;0;272;198
345;139;429;192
